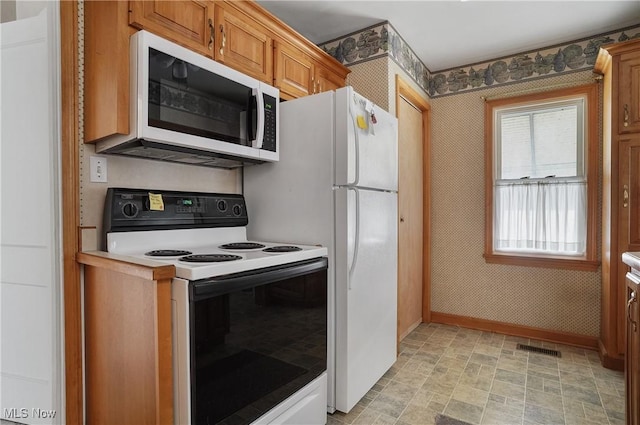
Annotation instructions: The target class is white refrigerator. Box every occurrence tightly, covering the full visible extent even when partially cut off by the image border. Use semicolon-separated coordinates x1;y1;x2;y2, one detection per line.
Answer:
244;86;398;414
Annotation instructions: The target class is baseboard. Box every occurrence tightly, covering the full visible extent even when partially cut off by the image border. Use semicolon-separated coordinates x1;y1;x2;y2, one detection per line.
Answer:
597;339;624;371
431;312;599;350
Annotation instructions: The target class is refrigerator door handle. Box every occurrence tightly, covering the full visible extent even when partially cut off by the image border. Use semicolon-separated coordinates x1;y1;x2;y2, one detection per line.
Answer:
348;187;360;289
348;105;360;186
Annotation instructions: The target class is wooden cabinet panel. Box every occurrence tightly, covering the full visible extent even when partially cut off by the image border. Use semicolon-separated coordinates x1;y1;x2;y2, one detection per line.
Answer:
619;53;640;134
274;41;348;99
129;1;214;57
620;137;640;251
315;64;344;94
78;252;174;425
214;3;273;83
618;137;640;356
274;40;314;98
85;1;132;143
626;271;640;425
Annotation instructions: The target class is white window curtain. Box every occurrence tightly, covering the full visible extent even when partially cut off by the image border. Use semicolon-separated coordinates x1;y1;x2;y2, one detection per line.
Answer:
494;179;587;255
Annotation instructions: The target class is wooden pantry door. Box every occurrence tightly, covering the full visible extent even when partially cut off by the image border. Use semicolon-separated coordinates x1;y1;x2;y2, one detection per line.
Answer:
396;76;431;342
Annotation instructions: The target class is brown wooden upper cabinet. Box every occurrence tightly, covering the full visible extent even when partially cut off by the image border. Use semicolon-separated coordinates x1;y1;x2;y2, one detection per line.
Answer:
619;52;640;134
84;1;349;143
274;40;314;98
315;63;345;94
274;40;347;99
129;1;215;57
213;3;273;83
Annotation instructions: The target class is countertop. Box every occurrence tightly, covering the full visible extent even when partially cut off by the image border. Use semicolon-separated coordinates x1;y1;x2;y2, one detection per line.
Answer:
622;251;640;272
77;250;176;281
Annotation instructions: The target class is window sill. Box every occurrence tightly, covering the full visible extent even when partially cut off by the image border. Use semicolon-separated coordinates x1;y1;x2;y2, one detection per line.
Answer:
483;252;600;271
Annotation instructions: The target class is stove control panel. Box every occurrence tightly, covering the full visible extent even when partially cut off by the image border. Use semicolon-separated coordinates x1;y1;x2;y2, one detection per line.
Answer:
175;198;206;214
103;188;249;234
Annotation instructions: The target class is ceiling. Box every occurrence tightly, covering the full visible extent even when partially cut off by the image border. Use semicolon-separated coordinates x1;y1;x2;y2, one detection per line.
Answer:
256;1;640;71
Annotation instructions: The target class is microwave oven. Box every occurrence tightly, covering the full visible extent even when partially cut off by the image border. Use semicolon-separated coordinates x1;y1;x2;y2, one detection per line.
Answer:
95;30;279;169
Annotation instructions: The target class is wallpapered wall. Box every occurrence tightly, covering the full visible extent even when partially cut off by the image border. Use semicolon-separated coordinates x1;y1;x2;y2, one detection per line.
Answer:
345;56;431;115
429;70;601;336
346;57;391;112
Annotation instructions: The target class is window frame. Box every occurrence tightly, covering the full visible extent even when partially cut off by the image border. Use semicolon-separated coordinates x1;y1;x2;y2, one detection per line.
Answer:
483;84;600;271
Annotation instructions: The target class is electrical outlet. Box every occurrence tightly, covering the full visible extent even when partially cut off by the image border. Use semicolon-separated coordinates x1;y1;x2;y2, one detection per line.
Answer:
90;155;108;183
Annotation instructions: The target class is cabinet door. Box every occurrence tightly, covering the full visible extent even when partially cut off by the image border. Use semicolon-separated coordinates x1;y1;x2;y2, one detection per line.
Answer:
214;4;273;83
626;273;640;425
618;136;640;354
273;40;314;99
620;136;640;253
85;1;131;143
315;64;346;93
129;1;215;57
619;52;640;134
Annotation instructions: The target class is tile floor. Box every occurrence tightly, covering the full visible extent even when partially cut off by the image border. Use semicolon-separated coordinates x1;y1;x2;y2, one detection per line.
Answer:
328;323;625;425
0;323;625;425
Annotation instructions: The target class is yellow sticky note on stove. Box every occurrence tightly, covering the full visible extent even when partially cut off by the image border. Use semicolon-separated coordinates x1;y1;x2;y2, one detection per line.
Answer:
148;193;164;211
356;114;368;130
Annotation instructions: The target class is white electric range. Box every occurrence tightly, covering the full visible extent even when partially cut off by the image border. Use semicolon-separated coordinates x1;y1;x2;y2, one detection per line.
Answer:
103;188;329;425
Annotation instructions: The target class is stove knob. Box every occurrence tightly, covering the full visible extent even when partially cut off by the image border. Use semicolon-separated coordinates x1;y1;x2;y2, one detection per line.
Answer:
217;200;228;212
122;202;139;218
232;204;242;216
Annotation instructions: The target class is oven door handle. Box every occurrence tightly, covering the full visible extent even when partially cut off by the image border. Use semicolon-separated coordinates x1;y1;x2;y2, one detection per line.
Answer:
190;257;328;301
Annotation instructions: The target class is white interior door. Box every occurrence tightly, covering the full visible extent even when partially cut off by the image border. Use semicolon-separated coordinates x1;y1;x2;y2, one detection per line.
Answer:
1;6;62;424
334;87;398;191
334;187;397;413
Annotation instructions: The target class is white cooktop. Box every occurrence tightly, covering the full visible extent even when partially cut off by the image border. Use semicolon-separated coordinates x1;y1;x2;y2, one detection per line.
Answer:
107;227;328;281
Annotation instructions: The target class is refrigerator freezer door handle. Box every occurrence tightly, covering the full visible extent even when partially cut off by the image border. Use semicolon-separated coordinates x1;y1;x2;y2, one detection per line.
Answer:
348;105;360;186
348;187;360;289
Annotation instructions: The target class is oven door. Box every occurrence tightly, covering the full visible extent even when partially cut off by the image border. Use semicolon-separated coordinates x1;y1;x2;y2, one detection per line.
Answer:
189;257;328;425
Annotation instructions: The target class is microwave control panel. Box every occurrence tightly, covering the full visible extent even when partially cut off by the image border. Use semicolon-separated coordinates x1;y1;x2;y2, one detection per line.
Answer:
262;94;277;152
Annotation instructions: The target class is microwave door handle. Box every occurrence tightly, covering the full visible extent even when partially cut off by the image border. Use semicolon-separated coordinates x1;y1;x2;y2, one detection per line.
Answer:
251;88;264;149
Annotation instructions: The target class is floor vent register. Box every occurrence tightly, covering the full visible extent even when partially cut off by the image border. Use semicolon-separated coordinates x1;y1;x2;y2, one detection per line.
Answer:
516;343;561;358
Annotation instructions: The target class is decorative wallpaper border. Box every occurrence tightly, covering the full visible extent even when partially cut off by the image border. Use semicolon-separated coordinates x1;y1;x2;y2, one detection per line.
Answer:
320;21;429;94
319;23;640;98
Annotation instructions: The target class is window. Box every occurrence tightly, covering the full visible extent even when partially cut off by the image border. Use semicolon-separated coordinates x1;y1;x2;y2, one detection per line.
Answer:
484;84;599;271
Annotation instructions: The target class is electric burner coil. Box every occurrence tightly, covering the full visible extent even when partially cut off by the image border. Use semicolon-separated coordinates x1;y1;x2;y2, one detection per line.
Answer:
219;242;266;250
262;246;302;253
145;249;193;257
179;254;242;263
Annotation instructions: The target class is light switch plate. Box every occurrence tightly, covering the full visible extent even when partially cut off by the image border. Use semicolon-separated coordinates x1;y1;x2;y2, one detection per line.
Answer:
90;155;108;183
